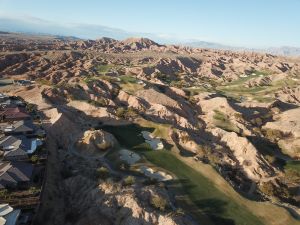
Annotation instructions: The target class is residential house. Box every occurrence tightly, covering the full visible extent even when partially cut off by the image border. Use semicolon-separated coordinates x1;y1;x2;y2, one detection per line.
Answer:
0;162;33;189
3;120;36;136
0;204;20;225
0;94;9;104
14;80;33;86
0;136;40;161
0;108;30;122
0;99;25;109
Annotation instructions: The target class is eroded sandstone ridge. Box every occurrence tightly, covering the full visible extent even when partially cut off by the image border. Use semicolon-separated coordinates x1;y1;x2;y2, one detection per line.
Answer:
1;32;300;225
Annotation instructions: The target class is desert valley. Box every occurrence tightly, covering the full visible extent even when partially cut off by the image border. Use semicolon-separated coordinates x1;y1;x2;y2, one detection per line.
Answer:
0;31;299;225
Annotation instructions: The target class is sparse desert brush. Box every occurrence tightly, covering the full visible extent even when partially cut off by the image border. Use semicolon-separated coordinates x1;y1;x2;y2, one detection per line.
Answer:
97;166;110;179
264;129;285;142
123;176;135;186
150;195;168;211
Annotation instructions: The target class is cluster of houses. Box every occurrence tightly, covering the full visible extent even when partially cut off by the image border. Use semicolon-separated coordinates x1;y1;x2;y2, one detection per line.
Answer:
0;93;45;225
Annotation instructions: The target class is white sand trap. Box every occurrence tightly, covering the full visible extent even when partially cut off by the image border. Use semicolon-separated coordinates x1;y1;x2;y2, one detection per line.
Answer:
141;131;164;150
119;149;141;165
139;166;172;181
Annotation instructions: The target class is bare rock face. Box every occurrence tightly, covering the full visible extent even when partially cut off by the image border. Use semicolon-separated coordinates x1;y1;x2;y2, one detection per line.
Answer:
276;86;300;105
117;90;148;111
263;108;300;158
211;128;275;182
62;176;197;225
77;130;117;155
172;130;200;155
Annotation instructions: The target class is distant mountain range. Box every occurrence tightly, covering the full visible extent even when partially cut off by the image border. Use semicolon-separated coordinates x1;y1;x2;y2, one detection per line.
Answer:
183;41;300;56
1;15;300;56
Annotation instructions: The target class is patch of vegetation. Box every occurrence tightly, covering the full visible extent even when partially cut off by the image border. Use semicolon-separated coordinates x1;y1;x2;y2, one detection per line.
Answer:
30;155;39;164
119;75;137;84
88;98;109;107
123;176;135;186
264;129;286;142
184;87;203;97
36;78;52;86
154;72;173;83
258;182;291;201
96;166;110;179
150;195;168;211
102;124;264;225
213;110;240;133
28;186;41;195
284;161;300;183
115;107;139;119
0;189;9;199
96;64;114;73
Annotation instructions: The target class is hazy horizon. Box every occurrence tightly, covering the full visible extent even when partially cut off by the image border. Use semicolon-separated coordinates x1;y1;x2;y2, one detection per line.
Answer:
0;0;300;48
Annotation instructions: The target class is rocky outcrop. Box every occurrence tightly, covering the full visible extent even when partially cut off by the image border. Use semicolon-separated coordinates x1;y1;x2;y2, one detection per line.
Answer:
211;128;275;182
263;108;300;158
275;86;300;105
61;176;197;225
76;130;117;155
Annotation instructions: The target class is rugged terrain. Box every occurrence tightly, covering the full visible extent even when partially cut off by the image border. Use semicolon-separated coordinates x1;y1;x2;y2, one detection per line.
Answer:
1;32;300;225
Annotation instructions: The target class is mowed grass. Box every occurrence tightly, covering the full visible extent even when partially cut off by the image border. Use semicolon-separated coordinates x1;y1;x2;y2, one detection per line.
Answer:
285;161;300;172
216;72;299;103
96;64;114;73
101;124;265;225
118;75;144;94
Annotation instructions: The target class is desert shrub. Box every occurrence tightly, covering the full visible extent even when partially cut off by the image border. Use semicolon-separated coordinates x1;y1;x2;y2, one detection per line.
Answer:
88;98;108;107
188;96;198;105
116;107;126;118
155;73;171;83
284;161;300;183
29;186;40;195
30;155;39;164
234;113;243;120
150;195;168;211
250;117;263;126
264;129;284;142
0;189;9;198
259;182;291;200
265;155;276;164
170;80;186;88
115;107;138;119
96;166;110;179
96;64;113;73
213;110;240;133
26;103;37;113
180;133;190;143
123;176;135;186
36;78;52;86
285;169;300;183
213;110;227;121
120;75;137;84
125;107;138;118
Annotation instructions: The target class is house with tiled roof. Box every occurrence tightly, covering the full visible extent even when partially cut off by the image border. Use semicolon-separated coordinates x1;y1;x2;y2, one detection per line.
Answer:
3;120;36;136
0;136;40;161
0;162;33;189
0;108;30;122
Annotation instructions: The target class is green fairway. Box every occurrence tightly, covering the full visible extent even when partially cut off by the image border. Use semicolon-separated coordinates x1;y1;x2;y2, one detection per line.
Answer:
101;124;265;225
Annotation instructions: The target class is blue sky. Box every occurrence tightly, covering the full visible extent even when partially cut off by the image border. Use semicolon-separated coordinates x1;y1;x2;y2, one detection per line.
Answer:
0;0;299;47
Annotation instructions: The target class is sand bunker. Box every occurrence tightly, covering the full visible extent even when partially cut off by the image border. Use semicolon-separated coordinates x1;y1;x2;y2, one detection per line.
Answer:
119;149;141;165
139;166;172;181
141;131;164;150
